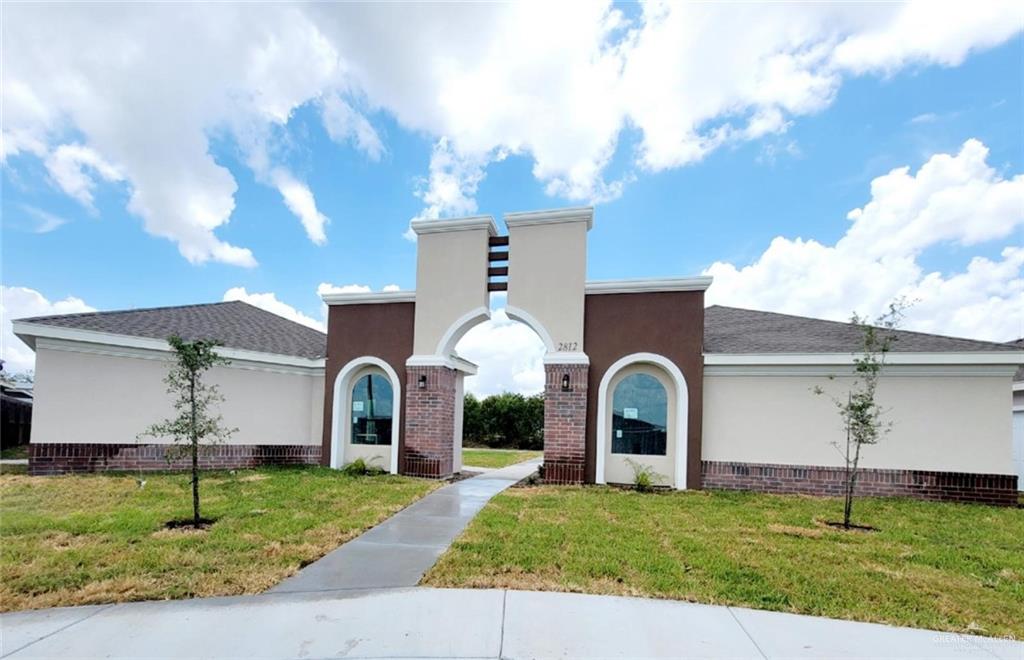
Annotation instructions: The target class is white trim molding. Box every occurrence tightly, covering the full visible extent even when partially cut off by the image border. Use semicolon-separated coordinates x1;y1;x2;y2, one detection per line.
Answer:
436;306;492;357
504;305;556;353
331;356;401;475
705;364;1021;378
13;321;326;370
543;351;590;366
704;352;1024;367
1013;382;1024;392
410;215;498;237
321;291;415;306
595;352;689;490
34;337;325;377
585;277;713;295
504;206;594;230
406;354;479;375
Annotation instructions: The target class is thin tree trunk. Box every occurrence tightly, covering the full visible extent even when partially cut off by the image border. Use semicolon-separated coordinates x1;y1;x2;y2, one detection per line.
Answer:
845;427;864;529
190;372;200;526
843;404;854;529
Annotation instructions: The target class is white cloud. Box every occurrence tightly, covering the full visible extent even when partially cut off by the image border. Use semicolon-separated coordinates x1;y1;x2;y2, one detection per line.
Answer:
316;282;371;297
455;307;545;397
222;287;324;332
705;139;1024;342
44;143;124;209
405;138;491;240
382;284;401;292
321;93;384;161
830;1;1024;74
3;3;1020;260
271;169;329;245
19;205;67;234
909;112;939;124
1;286;95;373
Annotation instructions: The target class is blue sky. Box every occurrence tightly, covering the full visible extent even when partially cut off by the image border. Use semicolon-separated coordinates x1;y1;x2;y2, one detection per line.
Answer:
2;3;1022;390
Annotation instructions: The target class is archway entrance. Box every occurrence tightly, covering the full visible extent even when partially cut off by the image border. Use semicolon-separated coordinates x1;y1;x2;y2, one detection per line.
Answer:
453;300;546;472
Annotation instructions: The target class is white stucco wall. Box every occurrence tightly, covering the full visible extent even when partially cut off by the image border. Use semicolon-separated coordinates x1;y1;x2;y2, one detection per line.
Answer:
507;219;587;350
412;227;491;356
31;342;324;446
703;373;1014;475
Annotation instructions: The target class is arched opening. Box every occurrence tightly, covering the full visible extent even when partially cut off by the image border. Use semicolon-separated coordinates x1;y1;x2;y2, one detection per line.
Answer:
596;353;688;489
449;295;548;473
331;356;401;474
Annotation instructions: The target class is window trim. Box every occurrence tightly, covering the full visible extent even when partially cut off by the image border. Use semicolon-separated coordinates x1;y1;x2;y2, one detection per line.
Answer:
330;356;401;474
596;353;689;490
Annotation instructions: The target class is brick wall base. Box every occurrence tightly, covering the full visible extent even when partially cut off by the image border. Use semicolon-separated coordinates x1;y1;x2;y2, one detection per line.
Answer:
542;363;588;484
403;365;456;478
28;443;321;475
701;460;1019;506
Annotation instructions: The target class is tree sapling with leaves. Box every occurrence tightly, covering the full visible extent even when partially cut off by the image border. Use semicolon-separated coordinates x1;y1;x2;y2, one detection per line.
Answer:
813;300;907;529
140;336;237;527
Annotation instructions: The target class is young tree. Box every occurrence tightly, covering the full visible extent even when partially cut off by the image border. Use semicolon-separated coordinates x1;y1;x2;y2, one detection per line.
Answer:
140;336;237;526
815;301;906;529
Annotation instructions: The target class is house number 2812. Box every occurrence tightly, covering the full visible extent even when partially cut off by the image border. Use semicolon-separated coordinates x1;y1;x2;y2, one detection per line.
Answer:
557;342;578;351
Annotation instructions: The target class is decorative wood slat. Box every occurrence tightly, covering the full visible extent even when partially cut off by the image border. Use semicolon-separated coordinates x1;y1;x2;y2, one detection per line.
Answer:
488;266;509;277
487;282;509;292
488;251;509;262
488;236;510;247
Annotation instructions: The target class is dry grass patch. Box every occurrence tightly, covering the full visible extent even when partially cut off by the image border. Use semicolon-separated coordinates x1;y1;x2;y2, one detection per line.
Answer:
1;467;438;611
423;486;1024;639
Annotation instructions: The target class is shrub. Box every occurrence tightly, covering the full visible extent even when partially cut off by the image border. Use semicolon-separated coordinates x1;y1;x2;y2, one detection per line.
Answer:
340;457;387;476
626;459;665;492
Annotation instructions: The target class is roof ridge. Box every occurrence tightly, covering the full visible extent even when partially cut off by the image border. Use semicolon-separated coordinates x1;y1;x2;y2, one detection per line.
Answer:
708;304;1017;351
17;300;247;324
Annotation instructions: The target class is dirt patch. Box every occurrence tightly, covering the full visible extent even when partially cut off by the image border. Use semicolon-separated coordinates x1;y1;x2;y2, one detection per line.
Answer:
822;520;878;532
161;518;217;532
447;470;483;483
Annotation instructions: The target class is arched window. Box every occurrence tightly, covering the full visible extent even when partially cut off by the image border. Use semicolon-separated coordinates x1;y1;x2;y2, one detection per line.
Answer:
611;373;667;456
351;373;393;445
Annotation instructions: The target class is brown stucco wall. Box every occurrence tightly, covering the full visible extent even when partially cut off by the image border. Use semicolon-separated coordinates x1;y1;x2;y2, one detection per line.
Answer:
583;291;705;486
321;302;415;466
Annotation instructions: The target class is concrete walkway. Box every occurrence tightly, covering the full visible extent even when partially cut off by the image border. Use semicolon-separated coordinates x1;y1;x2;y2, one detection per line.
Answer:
3;587;1021;659
269;459;540;593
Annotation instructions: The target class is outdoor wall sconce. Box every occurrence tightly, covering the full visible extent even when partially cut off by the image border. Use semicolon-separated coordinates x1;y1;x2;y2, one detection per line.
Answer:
561;373;571;392
418;375;427;389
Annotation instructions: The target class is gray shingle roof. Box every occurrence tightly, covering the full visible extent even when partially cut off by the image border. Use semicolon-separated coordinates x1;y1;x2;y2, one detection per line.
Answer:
17;301;326;360
704;305;1019;354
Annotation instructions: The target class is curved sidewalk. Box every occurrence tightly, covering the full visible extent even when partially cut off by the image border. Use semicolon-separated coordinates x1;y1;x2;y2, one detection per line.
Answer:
269;458;540;593
3;587;1020;659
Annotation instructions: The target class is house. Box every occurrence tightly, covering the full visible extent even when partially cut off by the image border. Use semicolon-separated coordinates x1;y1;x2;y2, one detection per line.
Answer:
13;207;1023;504
1010;339;1024;491
14;301;326;472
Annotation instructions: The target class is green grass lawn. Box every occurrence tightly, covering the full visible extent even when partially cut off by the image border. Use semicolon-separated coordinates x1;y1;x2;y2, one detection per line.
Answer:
0;467;438;611
423;486;1024;638
462;448;542;469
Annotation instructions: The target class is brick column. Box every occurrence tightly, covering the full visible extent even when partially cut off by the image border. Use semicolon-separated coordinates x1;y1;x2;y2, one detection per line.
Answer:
543;363;588;484
403;365;457;478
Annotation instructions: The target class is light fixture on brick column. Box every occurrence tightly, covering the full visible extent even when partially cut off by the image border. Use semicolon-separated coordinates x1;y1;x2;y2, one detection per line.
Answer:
561;373;571;391
418;374;427;389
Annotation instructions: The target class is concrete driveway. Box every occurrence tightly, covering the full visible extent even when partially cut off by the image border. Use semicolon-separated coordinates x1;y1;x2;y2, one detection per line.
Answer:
3;587;1021;659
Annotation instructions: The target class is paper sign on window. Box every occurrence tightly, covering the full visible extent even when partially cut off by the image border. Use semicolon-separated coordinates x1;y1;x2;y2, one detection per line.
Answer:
352;401;364;412
616;429;623;438
623;407;638;419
